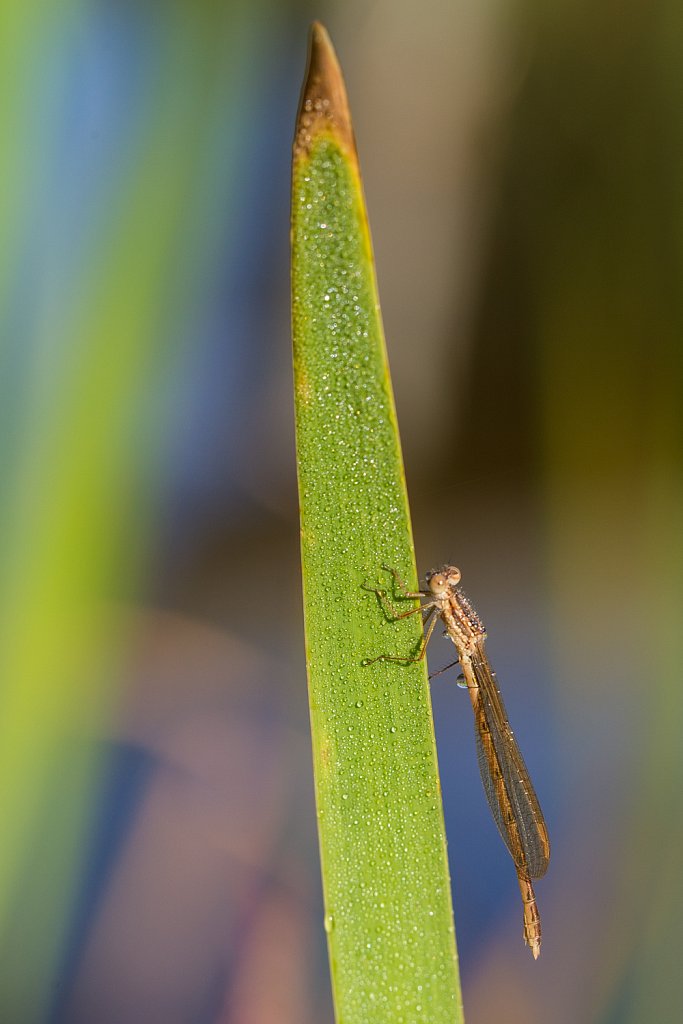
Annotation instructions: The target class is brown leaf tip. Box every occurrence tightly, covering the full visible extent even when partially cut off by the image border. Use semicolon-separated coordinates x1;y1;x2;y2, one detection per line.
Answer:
293;22;356;159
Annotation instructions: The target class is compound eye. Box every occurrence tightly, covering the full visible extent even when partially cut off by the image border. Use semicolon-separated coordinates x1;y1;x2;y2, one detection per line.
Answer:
446;567;462;586
429;573;447;594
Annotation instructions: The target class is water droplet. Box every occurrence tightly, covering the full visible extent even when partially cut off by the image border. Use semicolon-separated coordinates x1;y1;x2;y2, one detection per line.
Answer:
324;913;334;933
389;726;397;734
355;700;363;708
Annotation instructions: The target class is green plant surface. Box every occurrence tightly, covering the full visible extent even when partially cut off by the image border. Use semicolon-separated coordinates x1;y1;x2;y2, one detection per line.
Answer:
291;23;463;1024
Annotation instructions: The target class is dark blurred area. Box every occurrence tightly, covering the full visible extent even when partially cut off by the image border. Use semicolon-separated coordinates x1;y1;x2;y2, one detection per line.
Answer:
1;1;682;1021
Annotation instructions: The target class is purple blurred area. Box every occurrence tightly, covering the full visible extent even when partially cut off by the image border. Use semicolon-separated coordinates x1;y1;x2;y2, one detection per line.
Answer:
4;0;683;1022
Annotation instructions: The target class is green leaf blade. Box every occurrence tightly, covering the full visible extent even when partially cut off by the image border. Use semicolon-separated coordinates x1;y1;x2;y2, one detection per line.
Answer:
292;23;463;1024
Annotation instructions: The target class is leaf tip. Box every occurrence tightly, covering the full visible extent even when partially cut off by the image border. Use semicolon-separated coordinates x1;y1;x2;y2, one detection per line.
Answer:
293;21;356;161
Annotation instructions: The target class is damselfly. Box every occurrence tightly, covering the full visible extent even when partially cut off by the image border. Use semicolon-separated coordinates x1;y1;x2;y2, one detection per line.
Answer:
364;565;550;959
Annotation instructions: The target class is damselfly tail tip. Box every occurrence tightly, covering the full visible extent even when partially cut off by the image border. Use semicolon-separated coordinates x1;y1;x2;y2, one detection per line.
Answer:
518;874;543;960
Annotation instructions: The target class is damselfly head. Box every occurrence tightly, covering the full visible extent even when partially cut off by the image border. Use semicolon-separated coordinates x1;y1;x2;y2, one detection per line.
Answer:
426;565;461;596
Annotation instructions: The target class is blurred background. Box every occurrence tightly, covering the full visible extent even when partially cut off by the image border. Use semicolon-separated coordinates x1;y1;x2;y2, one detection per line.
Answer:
1;0;682;1021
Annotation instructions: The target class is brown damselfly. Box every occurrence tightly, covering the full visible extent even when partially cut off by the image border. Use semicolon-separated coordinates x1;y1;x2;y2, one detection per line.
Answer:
364;565;550;959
